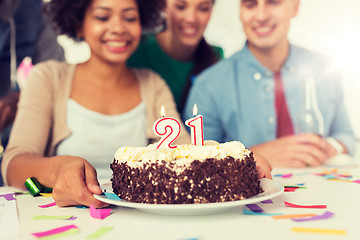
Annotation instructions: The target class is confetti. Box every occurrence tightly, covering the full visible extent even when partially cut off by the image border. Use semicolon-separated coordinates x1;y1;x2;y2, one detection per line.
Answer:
32;224;78;238
31;215;74;220
272;213;316;220
284;201;326;209
0;193;15;201
87;226;114;239
292;227;346;235
38;202;56;208
291;211;334;222
243;209;283;216
245;204;263;212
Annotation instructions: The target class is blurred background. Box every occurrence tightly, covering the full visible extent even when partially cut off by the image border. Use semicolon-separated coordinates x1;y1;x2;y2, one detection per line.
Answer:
57;0;360;139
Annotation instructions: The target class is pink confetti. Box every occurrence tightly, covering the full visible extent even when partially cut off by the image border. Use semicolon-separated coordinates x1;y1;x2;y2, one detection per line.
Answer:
353;180;360;184
38;202;56;208
292;211;334;222
281;173;293;178
285;201;327;209
90;204;111;219
32;224;77;238
284;187;298;192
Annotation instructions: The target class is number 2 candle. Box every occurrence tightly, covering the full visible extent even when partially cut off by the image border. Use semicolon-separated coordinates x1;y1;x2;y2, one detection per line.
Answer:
153;105;181;149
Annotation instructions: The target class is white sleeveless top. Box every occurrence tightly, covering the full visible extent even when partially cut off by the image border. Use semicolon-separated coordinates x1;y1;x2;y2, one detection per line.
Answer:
56;99;148;180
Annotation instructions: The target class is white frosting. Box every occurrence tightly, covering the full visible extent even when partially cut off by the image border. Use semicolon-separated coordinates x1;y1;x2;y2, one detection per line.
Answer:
113;141;251;169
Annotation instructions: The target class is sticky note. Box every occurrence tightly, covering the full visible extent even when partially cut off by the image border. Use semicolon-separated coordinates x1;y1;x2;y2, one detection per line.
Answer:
90;204;111;219
39;193;53;197
104;192;121;200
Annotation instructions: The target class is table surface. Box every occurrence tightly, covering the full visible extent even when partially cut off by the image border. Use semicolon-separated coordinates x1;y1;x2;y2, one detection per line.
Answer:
2;152;360;240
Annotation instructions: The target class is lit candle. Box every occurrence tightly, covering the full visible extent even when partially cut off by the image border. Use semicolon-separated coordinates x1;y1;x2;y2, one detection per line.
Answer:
185;104;204;146
153;105;181;149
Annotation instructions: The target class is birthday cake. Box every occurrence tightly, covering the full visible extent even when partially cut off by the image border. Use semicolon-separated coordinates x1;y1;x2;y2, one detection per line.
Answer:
110;141;263;204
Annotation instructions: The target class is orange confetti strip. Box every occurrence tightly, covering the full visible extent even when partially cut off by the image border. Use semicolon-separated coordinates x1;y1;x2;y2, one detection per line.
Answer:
292;227;346;235
272;213;316;220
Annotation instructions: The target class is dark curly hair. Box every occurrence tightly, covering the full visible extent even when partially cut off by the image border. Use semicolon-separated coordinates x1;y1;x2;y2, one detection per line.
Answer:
43;0;166;41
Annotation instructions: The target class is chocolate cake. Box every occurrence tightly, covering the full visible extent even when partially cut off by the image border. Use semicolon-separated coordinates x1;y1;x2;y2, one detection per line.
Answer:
110;141;263;204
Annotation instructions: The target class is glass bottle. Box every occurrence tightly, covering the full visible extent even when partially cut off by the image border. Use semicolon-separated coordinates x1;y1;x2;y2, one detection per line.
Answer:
296;76;324;136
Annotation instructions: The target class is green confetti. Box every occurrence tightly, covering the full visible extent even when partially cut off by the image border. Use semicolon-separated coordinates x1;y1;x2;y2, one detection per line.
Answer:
32;215;73;220
87;227;114;239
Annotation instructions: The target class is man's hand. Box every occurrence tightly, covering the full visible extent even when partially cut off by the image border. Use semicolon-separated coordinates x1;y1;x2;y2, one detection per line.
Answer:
0;92;19;132
250;134;337;168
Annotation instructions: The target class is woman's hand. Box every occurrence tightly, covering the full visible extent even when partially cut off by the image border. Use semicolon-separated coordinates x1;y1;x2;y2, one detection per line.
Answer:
252;152;272;179
51;156;109;207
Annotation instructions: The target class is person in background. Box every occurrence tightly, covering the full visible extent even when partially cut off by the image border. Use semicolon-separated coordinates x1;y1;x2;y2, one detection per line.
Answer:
2;0;192;207
127;0;223;113
0;0;64;186
183;0;355;168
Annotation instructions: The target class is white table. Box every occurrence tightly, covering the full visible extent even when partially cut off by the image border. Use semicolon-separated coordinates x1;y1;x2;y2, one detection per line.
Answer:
2;153;360;240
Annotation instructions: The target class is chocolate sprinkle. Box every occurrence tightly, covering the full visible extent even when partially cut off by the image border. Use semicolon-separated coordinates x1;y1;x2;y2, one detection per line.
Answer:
110;152;263;204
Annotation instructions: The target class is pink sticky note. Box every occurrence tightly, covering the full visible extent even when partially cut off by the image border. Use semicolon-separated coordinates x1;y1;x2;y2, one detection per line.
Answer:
292;211;334;222
32;224;77;238
38;202;56;208
90;204;111;219
285;201;327;209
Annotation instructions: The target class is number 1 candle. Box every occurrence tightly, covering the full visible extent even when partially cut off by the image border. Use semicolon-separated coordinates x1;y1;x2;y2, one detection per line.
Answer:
185;104;204;146
153;105;181;149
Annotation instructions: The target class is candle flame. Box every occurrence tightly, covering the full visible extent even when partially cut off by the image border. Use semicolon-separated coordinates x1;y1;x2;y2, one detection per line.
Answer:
160;105;165;117
193;104;198;116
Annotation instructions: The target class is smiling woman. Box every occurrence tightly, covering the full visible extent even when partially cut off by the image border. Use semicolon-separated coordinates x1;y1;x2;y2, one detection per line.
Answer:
1;0;192;207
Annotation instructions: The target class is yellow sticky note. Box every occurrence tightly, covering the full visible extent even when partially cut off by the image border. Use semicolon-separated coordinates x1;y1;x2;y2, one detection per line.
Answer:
292;227;346;235
39;193;53;197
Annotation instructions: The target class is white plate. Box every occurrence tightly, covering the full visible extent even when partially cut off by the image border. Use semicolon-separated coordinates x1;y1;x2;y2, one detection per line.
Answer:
94;178;283;215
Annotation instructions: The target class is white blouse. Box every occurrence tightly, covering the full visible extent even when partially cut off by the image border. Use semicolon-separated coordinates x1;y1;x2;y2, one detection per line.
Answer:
56;99;148;180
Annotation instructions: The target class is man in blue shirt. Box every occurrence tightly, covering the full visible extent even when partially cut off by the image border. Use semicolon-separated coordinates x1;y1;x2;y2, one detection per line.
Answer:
0;0;64;185
183;0;355;167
